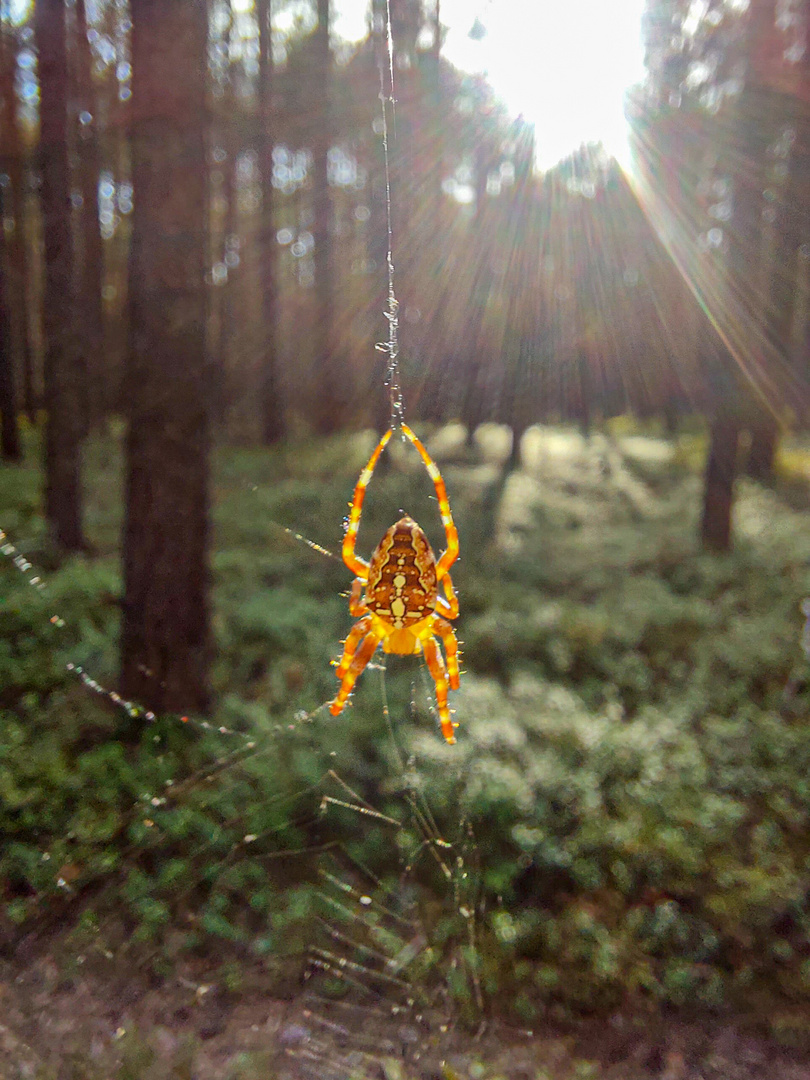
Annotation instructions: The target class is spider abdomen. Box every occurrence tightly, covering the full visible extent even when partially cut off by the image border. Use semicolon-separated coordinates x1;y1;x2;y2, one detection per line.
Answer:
365;516;438;628
332;425;460;743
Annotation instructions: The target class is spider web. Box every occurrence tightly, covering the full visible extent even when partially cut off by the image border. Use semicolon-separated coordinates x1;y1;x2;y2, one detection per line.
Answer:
0;498;483;1078
374;0;405;431
0;4;486;1075
0;281;478;1080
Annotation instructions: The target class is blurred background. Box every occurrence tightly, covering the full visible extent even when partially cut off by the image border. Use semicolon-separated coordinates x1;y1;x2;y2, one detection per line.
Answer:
3;2;810;1077
2;0;809;548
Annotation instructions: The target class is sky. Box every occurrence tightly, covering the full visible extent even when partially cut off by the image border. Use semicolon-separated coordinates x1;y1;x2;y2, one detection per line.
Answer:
333;0;648;170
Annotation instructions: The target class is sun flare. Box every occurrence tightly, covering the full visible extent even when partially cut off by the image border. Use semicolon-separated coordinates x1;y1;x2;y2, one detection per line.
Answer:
335;0;647;171
440;0;647;169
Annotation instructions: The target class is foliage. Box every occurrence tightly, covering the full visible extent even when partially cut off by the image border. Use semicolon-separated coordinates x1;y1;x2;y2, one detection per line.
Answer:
408;673;810;1013
2;426;810;1021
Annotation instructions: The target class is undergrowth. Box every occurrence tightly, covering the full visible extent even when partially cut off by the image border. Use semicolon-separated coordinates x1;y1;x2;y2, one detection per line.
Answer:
2;421;810;1031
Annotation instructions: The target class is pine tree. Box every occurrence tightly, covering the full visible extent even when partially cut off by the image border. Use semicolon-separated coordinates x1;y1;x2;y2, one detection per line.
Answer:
258;0;284;444
311;0;339;434
74;0;105;428
0;14;34;425
0;184;21;462
120;0;211;713
743;0;810;479
637;0;798;549
36;0;85;550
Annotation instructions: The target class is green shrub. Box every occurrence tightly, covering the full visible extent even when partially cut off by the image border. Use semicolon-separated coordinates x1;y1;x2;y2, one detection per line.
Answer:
400;673;810;1010
4;428;810;1019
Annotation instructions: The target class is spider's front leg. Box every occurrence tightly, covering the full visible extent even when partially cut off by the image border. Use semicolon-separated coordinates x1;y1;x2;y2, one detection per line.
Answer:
401;424;459;578
342;430;391;576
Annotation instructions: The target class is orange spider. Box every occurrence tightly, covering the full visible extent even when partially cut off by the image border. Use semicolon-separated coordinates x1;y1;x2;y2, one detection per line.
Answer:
329;424;461;743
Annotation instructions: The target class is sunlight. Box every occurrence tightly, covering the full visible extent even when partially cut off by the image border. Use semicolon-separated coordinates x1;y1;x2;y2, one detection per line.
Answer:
5;0;646;166
335;0;647;171
5;0;32;27
440;0;647;170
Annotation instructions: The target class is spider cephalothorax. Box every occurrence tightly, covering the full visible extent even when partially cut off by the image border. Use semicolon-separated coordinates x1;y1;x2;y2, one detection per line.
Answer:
329;425;461;743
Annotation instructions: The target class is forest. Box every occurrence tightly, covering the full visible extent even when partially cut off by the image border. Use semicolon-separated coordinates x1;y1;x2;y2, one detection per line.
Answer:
2;0;810;1076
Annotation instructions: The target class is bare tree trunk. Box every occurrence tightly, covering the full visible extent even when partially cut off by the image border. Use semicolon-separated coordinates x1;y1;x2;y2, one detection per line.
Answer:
0;21;35;424
36;0;85;550
74;0;105;427
10;171;36;423
258;0;284;443
0;186;21;462
0;30;21;461
461;143;492;447
415;0;445;425
121;0;211;714
746;418;778;481
496;125;538;468
795;51;810;427
699;89;762;549
701;413;738;552
311;0;339;434
212;19;237;431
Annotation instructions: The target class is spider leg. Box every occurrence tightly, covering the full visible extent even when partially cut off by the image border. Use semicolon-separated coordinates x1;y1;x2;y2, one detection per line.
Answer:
403;421;460;583
401;424;459;581
434;570;459;621
333;613;373;682
343;430;392;576
329;629;382;717
348;577;369;617
422;634;456;744
432;617;460;691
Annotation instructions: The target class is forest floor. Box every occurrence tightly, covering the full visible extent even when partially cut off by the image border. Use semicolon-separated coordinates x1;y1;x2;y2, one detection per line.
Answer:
3;421;810;1079
4;897;810;1079
5;932;810;1080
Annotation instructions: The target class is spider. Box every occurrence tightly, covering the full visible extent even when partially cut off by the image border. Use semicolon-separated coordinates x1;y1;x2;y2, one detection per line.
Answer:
329;424;461;743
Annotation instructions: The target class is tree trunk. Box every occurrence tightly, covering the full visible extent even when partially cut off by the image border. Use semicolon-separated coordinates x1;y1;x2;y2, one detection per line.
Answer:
10;171;36;423
0;187;21;462
745;417;778;481
36;0;85;550
74;0;106;428
577;350;592;437
121;0;211;714
212;21;237;431
258;0;284;444
461;142;493;445
0;21;35;424
700;415;738;552
496;127;538;469
698;88;761;549
311;0;339;434
415;0;446;426
745;85;810;480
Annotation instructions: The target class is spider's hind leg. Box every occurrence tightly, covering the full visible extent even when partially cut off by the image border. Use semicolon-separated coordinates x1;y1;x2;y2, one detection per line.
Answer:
433;617;460;691
422;635;456;744
435;572;459;621
330;628;381;717
333;613;373;683
348;577;369;617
